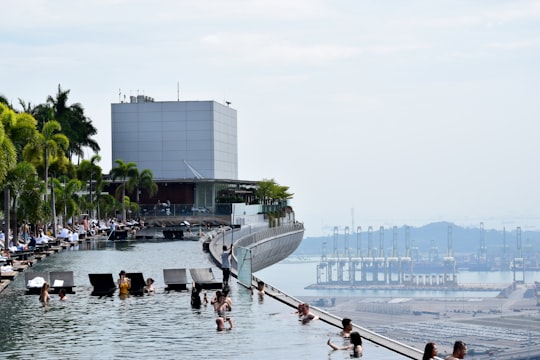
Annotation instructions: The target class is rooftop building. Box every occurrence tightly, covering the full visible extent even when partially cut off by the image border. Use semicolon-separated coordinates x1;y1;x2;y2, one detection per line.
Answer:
111;95;238;181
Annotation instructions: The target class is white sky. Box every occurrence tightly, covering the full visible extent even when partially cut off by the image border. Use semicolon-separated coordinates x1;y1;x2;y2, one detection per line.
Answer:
2;0;540;237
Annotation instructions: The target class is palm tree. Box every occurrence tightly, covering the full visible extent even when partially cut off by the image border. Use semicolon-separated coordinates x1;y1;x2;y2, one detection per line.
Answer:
78;154;102;217
22;119;69;236
23;120;69;202
127;168;158;215
53;176;83;227
5;161;40;244
0;94;10;107
46;85;100;162
0;103;18;249
0;104;18;185
110;159;138;222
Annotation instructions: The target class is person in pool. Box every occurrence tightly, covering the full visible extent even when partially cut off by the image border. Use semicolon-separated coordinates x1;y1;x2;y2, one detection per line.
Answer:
215;293;233;331
118;270;131;297
340;318;353;338
144;277;155;294
327;331;363;358
39;282;51;305
58;288;68;301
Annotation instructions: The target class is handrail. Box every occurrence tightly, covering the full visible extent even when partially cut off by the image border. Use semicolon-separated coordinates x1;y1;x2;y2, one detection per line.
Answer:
206;223;436;360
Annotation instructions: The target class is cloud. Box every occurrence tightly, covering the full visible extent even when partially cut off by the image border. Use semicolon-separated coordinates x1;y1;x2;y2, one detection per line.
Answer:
200;32;427;66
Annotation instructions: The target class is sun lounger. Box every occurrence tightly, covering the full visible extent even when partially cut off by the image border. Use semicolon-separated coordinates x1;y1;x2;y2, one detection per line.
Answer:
25;271;49;294
89;273;117;296
50;271;75;294
189;268;222;289
10;250;34;261
126;272;145;295
163;268;188;291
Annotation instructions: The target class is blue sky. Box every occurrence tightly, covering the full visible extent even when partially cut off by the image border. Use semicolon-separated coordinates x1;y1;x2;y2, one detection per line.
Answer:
2;1;540;236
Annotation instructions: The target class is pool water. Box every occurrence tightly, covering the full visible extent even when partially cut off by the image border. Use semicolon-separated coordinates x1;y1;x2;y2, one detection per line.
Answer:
0;239;402;359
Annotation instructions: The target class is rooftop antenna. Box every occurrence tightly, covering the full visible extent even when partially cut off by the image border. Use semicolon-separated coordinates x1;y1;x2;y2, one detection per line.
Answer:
177;82;180;101
118;88;121;102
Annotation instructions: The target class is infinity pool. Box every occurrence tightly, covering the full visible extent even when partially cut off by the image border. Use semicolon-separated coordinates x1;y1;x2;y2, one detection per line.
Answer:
0;239;402;359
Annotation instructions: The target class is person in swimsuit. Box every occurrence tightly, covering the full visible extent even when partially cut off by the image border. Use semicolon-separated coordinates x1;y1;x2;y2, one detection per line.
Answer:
423;342;439;360
143;277;155;294
215;293;233;331
58;288;68;301
340;318;353;338
327;331;363;358
300;303;319;324
445;341;467;360
118;270;131;297
39;282;51;305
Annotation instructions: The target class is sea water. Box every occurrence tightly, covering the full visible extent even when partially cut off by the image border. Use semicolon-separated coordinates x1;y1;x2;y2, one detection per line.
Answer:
256;258;540;298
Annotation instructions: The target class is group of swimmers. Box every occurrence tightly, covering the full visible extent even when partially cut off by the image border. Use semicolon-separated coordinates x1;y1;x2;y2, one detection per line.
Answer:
423;340;467;360
294;303;363;357
118;270;155;298
38;282;68;305
189;282;234;331
295;300;469;359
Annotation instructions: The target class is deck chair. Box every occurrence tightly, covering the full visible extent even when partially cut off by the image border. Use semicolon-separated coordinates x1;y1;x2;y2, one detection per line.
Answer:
50;271;75;294
189;268;222;290
163;268;188;291
89;273;117;296
126;272;146;296
25;271;49;294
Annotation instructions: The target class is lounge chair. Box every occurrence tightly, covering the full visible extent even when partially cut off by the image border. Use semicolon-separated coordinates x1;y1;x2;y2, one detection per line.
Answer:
189;268;222;290
163;268;188;291
126;272;146;296
50;271;75;294
88;273;117;296
25;271;49;294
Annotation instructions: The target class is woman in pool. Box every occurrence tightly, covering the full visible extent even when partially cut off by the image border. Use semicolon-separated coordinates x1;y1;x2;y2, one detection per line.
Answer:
143;277;155;294
39;282;51;304
327;331;363;358
118;270;131;297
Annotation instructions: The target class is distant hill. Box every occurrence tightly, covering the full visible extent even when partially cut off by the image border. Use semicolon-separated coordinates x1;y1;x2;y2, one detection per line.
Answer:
295;221;540;257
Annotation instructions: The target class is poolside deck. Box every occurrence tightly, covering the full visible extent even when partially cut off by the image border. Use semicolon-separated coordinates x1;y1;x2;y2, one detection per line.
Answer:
0;239;81;294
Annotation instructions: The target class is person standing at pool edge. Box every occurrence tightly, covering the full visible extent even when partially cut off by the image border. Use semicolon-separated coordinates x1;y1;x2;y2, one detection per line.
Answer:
221;244;232;287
